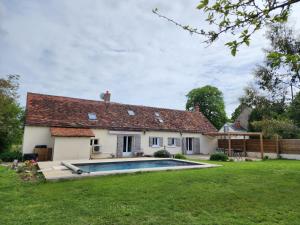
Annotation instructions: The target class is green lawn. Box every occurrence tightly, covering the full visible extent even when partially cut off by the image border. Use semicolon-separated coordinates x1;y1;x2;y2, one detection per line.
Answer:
1;160;300;225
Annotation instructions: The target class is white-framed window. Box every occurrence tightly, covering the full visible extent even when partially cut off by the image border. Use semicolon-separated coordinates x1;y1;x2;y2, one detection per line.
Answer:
186;138;193;151
168;137;176;147
150;137;160;147
123;136;133;153
90;138;101;153
224;125;229;132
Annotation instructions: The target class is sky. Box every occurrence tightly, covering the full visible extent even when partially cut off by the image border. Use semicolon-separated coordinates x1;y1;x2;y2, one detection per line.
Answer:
1;0;300;116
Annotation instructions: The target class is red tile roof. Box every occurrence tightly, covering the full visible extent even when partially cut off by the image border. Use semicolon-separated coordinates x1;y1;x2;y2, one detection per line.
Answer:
25;93;217;133
50;127;95;137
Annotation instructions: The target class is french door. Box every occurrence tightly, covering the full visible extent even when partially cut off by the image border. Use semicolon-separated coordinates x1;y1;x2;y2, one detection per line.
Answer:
123;136;133;156
186;137;193;154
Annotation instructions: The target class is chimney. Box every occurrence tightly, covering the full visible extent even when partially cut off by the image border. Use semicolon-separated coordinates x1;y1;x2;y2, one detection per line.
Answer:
194;104;200;112
235;120;241;129
103;90;111;103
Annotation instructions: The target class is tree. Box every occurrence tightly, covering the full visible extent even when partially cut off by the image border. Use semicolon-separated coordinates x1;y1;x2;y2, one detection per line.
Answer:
231;103;243;122
289;92;300;126
153;0;300;55
0;75;24;152
255;23;300;99
186;85;227;129
239;84;288;131
252;118;300;138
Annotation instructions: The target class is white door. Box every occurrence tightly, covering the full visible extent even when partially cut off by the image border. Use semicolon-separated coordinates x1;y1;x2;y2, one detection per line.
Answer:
123;136;133;157
186;138;193;154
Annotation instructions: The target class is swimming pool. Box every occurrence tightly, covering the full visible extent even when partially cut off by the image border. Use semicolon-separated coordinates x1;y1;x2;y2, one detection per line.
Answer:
73;159;201;173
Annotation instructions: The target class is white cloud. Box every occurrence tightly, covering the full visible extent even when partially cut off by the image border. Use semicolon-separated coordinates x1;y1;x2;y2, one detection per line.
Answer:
1;0;300;116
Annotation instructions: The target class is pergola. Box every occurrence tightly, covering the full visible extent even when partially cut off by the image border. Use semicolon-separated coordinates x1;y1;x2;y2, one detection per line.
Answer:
204;132;264;159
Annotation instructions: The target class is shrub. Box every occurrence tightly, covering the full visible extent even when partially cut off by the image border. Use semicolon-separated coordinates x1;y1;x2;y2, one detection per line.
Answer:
174;154;186;159
0;151;22;162
263;155;269;161
154;150;171;158
210;153;228;161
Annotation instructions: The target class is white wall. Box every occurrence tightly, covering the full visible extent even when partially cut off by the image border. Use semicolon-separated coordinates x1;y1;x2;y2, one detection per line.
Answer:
53;137;90;161
91;129;217;158
22;126;53;154
247;152;300;160
23;126;218;160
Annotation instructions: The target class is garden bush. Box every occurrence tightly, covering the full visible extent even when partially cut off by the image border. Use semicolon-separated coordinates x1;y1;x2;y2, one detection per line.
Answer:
210;153;228;161
154;150;171;158
0;151;22;162
174;154;186;159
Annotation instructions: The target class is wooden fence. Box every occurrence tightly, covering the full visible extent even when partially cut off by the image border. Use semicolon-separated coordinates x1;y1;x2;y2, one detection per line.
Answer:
218;139;300;154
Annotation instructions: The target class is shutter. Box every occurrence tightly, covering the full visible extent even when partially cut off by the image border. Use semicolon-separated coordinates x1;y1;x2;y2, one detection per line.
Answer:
176;138;181;147
182;138;186;154
159;137;163;147
168;138;172;146
193;138;200;154
116;135;124;157
149;137;153;147
133;135;141;153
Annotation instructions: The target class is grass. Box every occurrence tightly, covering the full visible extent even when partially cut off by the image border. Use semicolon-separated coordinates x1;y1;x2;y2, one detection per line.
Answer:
1;160;300;225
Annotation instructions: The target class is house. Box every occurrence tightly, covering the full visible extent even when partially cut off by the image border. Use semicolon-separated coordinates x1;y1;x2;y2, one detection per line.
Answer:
22;92;218;161
219;106;253;138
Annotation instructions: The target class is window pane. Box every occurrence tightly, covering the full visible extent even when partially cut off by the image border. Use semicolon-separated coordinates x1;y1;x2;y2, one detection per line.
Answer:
153;138;158;145
128;136;132;152
94;139;98;145
123;136;127;152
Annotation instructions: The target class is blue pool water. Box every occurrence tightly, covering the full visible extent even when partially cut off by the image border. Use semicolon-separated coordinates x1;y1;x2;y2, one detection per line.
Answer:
74;160;200;173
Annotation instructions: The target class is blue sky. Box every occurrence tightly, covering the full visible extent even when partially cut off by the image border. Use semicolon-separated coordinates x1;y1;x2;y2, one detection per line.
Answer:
1;0;300;116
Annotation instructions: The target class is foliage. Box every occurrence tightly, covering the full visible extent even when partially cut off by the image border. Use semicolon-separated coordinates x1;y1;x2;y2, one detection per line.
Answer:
231;103;244;122
15;160;39;181
153;150;171;158
251;118;300;139
0;75;24;152
210;152;228;161
288;92;300;126
2;161;300;224
153;0;300;55
0;151;22;162
186;85;227;129
174;154;186;159
255;23;300;99
239;84;288;132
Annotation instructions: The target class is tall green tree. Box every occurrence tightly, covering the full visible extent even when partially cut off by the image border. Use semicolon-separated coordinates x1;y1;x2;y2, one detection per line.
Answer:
153;0;300;55
0;75;24;152
255;23;300;100
186;85;227;129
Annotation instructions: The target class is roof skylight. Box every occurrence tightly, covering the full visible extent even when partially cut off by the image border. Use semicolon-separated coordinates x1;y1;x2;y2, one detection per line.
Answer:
155;112;160;117
128;110;135;116
88;113;97;120
158;118;163;123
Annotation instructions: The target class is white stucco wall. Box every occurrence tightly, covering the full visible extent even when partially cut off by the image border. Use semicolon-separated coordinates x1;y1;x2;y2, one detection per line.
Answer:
52;137;90;161
23;126;218;160
22;126;53;154
91;129;217;158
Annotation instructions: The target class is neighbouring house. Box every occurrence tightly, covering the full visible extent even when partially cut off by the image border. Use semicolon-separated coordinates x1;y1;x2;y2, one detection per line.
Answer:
219;106;253;139
22;92;218;161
